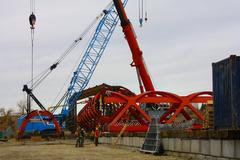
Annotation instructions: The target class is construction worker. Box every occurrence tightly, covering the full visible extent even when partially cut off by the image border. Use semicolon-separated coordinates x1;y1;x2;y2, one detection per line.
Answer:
75;126;81;147
79;128;85;147
94;127;100;146
75;126;85;147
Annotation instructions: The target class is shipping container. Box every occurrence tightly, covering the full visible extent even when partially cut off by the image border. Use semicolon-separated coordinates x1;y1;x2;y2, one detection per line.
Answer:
212;55;240;129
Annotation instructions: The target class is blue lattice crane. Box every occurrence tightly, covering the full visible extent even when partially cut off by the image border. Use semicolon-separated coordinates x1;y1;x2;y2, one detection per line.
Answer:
62;0;128;132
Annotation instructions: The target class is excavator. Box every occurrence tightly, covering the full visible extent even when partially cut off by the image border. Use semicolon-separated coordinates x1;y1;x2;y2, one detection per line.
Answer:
18;0;212;138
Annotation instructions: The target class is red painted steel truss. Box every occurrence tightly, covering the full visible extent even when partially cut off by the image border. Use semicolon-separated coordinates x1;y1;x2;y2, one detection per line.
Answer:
77;88;213;132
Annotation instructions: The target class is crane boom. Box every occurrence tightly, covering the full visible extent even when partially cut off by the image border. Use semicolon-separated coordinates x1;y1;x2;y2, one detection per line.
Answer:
113;0;155;92
62;1;128;131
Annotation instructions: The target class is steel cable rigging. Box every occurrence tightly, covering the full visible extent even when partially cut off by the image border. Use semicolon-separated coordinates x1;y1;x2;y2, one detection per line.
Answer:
25;10;106;90
138;0;148;27
23;1;113;113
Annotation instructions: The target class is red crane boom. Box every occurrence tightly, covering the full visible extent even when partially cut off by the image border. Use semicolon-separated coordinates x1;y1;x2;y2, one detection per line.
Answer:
113;0;155;93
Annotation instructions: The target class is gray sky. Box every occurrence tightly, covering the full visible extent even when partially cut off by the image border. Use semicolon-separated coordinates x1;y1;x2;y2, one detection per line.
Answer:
0;0;240;110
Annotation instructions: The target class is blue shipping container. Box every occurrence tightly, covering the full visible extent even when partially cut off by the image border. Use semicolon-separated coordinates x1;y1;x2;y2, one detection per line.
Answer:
212;55;240;129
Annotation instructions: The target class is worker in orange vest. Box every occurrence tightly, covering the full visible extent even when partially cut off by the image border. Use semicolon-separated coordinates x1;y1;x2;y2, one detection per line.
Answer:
94;127;100;146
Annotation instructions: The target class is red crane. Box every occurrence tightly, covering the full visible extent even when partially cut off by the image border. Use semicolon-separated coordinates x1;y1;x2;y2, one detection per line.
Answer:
113;0;155;93
77;0;213;132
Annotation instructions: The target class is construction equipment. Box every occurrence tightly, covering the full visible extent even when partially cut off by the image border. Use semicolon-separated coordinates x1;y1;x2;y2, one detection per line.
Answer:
76;0;212;133
19;0;213;138
18;1;128;137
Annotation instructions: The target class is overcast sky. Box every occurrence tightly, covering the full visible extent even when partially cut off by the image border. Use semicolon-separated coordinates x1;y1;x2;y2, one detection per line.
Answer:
0;0;240;111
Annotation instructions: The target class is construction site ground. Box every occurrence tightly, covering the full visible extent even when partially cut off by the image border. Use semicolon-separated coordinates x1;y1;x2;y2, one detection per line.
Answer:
0;139;184;160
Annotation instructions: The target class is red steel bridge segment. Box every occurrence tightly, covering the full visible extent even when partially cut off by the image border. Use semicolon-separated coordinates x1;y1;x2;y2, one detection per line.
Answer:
77;88;213;132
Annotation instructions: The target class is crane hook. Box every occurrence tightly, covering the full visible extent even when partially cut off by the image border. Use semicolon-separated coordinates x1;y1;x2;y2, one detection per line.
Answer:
29;12;36;29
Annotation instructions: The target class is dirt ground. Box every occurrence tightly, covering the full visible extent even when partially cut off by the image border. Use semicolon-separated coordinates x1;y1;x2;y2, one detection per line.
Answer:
0;140;184;160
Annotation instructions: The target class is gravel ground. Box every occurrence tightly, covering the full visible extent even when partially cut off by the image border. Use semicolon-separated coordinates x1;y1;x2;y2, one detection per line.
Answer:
0;140;184;160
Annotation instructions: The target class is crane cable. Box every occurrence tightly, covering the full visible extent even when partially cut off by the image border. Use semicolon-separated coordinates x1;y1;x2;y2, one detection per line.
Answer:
27;0;36;111
139;0;143;27
139;0;148;27
25;6;109;90
29;0;36;89
145;0;148;22
51;28;97;113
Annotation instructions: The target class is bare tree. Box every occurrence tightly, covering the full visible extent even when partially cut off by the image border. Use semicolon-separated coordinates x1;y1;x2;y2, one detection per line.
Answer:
0;108;14;131
17;100;27;114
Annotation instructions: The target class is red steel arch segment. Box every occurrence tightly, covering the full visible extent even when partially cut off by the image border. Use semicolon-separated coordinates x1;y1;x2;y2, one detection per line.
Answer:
136;91;182;104
187;91;213;102
160;91;213;126
78;88;213;132
100;90;151;132
18;110;61;138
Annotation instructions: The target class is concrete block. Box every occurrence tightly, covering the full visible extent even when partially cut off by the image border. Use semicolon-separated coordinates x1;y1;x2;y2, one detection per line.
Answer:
109;137;112;144
129;137;133;146
101;137;105;143
175;138;182;152
139;137;144;146
119;137;124;145
162;138;169;150
136;137;141;147
133;137;140;147
236;140;240;158
182;139;191;152
222;140;234;158
168;138;175;151
210;140;222;157
123;137;127;146
108;137;111;144
112;137;117;145
104;137;108;143
123;137;127;145
191;139;200;153
200;140;210;155
99;137;103;143
125;137;128;146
